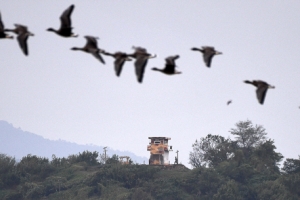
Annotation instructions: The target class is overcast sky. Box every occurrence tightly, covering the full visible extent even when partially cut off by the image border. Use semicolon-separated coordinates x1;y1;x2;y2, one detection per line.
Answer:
1;1;299;167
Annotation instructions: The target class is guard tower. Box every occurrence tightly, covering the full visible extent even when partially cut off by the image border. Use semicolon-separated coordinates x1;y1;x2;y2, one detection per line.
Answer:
147;137;172;165
119;156;131;165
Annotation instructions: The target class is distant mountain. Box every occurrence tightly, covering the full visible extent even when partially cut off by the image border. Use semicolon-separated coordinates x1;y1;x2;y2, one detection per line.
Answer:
0;120;147;163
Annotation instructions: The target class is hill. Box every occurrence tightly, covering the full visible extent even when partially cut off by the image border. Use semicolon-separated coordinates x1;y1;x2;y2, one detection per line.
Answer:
0;119;300;199
0;152;299;199
0;120;147;163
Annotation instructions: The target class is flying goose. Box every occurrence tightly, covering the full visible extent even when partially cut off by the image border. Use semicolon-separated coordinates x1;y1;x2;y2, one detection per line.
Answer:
71;36;105;64
102;51;132;77
191;46;222;68
128;46;156;83
244;80;275;105
152;55;181;75
227;100;232;105
47;4;78;37
5;24;34;56
0;12;13;39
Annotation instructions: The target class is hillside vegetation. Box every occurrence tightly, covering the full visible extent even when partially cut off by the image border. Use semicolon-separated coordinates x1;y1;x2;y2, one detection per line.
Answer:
1;120;300;199
0;152;299;200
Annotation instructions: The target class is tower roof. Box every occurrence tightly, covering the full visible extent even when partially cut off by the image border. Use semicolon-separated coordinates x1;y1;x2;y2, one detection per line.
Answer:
148;137;171;140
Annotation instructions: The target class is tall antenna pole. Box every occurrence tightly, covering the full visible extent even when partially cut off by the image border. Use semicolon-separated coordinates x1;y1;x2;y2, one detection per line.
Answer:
176;150;179;164
103;147;107;164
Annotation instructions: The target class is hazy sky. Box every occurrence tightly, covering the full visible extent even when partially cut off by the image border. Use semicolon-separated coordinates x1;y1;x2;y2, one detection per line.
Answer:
1;1;299;167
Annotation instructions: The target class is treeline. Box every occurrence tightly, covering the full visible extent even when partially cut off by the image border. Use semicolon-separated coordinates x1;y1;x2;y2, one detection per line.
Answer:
188;120;300;199
0;151;125;199
0;120;299;199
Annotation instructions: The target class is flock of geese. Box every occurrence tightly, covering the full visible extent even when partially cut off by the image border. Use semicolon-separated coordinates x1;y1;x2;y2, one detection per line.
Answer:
0;4;276;105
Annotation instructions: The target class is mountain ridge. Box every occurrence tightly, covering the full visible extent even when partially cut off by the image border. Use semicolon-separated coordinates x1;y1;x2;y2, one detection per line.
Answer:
0;120;147;163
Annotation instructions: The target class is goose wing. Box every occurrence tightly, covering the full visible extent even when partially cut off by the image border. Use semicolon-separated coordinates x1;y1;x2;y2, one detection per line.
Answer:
114;57;126;77
256;83;268;104
14;24;28;33
0;12;4;31
135;55;148;83
60;4;74;29
17;33;29;55
85;36;98;49
133;46;147;54
164;56;178;73
90;49;105;64
203;47;215;67
165;56;177;65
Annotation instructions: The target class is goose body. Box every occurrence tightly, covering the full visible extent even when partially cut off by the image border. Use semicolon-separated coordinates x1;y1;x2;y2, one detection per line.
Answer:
71;36;105;64
128;46;156;83
0;12;13;39
244;80;275;105
5;24;34;56
191;46;222;68
102;51;132;76
47;4;77;37
152;55;181;75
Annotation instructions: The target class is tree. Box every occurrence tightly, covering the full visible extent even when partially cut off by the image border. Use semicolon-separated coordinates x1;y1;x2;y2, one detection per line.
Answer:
213;180;243;200
189;134;233;168
280;156;300;197
0;154;19;187
67;151;99;166
189;120;283;176
106;154;119;164
255;180;297;200
282;156;300;174
229;120;267;152
250;140;283;174
17;154;54;181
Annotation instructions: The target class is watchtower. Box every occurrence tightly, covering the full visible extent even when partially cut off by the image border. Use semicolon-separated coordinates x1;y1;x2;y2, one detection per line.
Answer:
147;137;172;165
119;156;131;165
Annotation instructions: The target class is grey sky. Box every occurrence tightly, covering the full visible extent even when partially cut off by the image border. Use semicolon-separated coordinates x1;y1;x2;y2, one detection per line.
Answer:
0;1;299;167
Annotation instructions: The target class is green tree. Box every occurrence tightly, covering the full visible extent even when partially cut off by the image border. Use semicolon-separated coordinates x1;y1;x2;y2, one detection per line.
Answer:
213;179;243;200
255;180;297;200
229;120;267;158
189;134;233;168
106;154;119;165
0;154;19;188
67;151;99;166
280;156;300;197
250;140;283;174
17;154;54;181
282;156;300;174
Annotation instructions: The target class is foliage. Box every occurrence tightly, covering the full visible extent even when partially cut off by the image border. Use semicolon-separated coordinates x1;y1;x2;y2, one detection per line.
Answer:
282;156;300;174
213;179;244;200
250;139;283;174
188;120;297;199
230;120;267;150
189;134;233;168
67;151;99;166
0;154;19;188
105;154;119;165
17;154;55;181
0;120;299;199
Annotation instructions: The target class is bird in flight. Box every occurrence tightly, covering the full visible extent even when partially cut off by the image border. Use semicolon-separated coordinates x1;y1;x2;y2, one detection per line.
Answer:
128;46;156;83
47;4;78;37
71;36;105;64
227;100;232;105
244;80;275;104
5;24;34;56
191;46;222;68
152;55;182;75
102;51;132;77
0;12;13;39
